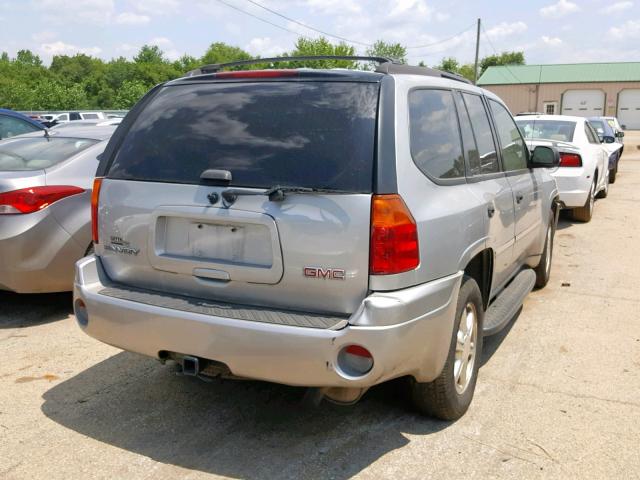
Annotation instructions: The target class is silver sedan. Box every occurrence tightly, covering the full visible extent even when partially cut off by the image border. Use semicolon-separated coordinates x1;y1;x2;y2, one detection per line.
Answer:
0;125;116;293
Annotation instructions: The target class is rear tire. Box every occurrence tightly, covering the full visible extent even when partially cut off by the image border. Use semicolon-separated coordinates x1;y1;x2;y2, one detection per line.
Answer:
609;167;617;184
572;179;595;222
409;276;484;420
534;213;554;288
597;171;609;199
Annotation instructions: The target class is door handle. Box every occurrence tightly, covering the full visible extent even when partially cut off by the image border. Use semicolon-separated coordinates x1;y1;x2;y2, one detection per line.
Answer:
516;192;524;203
487;204;496;218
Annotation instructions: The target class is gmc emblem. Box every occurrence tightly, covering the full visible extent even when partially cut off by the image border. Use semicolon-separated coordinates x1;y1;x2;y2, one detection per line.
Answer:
303;267;346;280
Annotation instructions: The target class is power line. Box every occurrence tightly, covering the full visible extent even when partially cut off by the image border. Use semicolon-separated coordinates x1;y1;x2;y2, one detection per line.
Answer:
406;22;477;50
480;24;523;84
213;0;311;39
243;0;373;47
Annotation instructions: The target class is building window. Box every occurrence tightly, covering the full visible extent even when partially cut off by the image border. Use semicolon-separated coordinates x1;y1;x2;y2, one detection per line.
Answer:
544;102;557;115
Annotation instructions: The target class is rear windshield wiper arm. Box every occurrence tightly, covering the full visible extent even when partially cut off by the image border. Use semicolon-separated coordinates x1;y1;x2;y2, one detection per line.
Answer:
220;185;351;207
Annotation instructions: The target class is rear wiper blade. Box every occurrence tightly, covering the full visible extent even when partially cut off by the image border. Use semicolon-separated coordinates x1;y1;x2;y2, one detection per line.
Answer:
264;185;350;201
219;185;351;207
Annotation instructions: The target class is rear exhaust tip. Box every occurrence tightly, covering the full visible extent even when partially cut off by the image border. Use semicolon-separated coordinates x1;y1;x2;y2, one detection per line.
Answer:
181;355;200;376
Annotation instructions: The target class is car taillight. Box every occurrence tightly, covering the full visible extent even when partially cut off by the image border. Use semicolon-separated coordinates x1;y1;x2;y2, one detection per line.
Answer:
559;153;582;167
0;186;84;215
369;194;419;275
91;178;103;244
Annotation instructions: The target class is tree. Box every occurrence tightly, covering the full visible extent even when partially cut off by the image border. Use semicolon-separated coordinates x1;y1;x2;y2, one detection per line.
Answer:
436;57;460;73
15;49;43;67
285;37;356;69
114;80;149;109
201;42;252;68
366;40;407;64
134;45;166;64
480;51;525;75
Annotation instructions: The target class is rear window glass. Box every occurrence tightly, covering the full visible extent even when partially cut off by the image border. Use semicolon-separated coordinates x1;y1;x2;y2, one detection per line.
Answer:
516;120;576;142
108;81;380;192
0;137;98;171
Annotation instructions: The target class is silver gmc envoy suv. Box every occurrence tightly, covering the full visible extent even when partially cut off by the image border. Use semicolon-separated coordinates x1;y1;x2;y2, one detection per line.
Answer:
74;56;560;419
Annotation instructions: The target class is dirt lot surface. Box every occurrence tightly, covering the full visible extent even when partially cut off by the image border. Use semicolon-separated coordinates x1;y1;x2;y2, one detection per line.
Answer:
2;135;640;480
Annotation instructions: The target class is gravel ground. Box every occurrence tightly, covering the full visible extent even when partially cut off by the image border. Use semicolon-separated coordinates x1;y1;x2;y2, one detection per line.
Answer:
1;135;640;479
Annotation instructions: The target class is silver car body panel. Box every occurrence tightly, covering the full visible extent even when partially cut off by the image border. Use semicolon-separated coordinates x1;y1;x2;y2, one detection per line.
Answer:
75;72;558;386
0;127;115;292
75;255;461;386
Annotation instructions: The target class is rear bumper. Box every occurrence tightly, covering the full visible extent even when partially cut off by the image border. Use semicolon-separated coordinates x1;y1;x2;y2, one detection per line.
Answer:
551;168;591;209
0;211;85;293
74;256;462;387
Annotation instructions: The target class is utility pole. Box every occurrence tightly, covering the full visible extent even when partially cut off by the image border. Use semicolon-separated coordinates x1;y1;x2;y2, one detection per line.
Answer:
473;18;481;85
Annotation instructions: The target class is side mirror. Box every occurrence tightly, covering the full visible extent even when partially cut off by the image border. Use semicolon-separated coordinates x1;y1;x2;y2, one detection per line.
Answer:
604;136;615;144
616;131;625;138
529;145;560;168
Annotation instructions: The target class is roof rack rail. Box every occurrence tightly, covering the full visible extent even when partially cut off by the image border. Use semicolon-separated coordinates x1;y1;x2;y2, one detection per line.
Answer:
374;63;473;84
187;55;397;76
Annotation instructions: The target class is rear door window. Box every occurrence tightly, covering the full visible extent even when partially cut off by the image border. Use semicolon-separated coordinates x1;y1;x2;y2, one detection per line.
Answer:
408;89;464;180
107;81;380;192
461;93;500;174
453;92;481;176
0;115;41;140
489;100;528;171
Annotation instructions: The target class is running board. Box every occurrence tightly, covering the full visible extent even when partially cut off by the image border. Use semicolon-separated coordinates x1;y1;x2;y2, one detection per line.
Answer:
483;269;536;336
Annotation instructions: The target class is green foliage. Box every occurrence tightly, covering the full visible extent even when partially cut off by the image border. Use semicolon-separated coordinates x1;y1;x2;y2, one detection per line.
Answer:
480;51;525;73
435;51;525;82
134;45;166;64
0;38;413;110
366;40;407;64
285;37;357;69
114;80;149;109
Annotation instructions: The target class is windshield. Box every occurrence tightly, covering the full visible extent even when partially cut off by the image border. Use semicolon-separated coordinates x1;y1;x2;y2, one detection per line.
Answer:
589;120;607;135
515;119;576;142
107;81;380;192
0;137;98;171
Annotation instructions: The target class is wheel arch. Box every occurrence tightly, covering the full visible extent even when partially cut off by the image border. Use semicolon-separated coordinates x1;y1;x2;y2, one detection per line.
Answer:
463;249;493;310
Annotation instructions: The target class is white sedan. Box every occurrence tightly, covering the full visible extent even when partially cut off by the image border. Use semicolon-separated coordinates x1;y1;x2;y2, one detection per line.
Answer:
515;115;609;222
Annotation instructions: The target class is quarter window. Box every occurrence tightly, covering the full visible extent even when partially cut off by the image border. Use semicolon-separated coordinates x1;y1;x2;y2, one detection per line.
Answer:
408;89;464;180
489;100;528;171
461;93;500;174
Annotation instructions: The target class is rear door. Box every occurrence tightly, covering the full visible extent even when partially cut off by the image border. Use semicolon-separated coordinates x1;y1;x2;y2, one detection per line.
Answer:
97;79;380;315
488;99;541;263
583;121;608;188
455;91;516;293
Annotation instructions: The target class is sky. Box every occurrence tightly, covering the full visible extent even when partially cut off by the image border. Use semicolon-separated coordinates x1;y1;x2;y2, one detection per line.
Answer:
1;0;639;66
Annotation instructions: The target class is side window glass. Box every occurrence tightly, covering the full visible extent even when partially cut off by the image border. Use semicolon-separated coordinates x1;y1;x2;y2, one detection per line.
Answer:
0;116;40;139
453;92;481;176
408;89;464;180
461;93;500;174
489;99;528;171
585;123;600;144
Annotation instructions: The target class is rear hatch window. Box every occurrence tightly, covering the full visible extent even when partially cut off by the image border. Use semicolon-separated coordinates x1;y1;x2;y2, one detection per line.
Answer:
0;137;98;171
515;120;576;142
107;81;379;191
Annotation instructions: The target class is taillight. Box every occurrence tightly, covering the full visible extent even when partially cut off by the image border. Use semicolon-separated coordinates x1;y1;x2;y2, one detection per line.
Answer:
0;186;84;215
559;153;582;167
369;194;419;275
214;69;298;79
91;178;103;244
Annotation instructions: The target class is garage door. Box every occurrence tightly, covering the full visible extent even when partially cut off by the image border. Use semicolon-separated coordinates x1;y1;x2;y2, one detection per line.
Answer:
561;90;605;117
617;90;640;130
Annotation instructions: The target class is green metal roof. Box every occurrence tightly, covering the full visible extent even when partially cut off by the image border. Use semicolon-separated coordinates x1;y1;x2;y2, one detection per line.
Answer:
477;62;640;85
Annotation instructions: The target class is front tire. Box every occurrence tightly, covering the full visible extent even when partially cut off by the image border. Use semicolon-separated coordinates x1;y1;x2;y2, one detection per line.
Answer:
409;276;484;420
534;212;554;288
